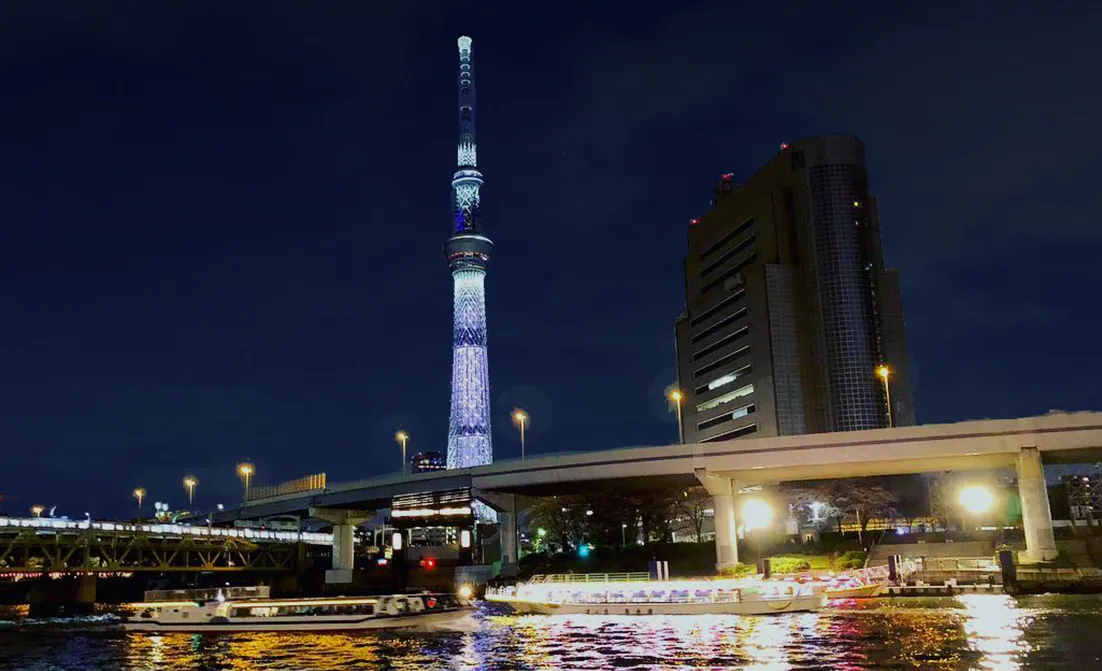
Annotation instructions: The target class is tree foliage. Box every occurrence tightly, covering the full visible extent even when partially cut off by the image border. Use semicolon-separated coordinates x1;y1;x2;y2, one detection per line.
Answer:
673;487;712;542
784;480;900;542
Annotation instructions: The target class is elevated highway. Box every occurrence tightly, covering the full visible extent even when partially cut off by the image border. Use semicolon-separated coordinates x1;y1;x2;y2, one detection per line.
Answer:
214;412;1102;576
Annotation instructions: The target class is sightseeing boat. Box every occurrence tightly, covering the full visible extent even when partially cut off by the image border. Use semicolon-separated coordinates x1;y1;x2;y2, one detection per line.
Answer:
485;573;827;616
121;586;473;632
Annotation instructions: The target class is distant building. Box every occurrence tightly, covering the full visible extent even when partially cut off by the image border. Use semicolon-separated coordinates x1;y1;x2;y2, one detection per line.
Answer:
410;451;446;474
675;136;914;443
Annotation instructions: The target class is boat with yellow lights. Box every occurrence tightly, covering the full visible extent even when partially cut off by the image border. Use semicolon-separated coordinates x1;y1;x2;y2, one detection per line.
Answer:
485;573;827;616
121;586;473;632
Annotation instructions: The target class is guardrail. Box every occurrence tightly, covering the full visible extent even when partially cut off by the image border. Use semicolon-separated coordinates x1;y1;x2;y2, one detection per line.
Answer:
246;473;327;502
528;573;652;584
0;516;333;546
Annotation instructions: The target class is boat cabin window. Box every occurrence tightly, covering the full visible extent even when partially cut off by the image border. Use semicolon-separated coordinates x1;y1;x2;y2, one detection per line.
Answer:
230;603;376;618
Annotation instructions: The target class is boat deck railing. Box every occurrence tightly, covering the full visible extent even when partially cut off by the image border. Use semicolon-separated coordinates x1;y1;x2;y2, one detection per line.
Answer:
527;573;652;585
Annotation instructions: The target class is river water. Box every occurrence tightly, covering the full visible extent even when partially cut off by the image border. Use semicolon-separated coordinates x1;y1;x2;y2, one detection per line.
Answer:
1;595;1100;670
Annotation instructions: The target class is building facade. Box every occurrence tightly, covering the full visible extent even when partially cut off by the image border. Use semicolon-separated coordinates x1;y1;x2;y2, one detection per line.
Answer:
675;136;914;444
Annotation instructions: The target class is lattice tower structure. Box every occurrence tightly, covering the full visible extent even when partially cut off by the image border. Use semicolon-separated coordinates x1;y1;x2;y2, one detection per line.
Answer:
445;36;495;472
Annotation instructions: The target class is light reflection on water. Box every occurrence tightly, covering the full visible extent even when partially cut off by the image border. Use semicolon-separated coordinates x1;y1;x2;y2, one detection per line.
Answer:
957;594;1031;670
0;595;1099;670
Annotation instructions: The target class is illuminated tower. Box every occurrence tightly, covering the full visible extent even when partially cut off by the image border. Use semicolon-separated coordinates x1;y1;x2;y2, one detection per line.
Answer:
445;36;494;470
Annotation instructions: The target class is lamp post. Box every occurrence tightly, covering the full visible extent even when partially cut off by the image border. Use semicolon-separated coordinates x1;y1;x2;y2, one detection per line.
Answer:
668;389;684;444
237;463;254;502
512;409;529;460
183;476;198;508
876;365;893;428
395;431;409;474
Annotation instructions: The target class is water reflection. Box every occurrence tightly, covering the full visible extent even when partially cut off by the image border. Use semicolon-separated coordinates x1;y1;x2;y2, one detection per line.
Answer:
958;594;1031;670
1;596;1099;669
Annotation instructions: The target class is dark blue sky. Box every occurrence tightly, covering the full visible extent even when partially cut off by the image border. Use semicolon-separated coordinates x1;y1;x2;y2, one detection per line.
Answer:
1;1;1099;518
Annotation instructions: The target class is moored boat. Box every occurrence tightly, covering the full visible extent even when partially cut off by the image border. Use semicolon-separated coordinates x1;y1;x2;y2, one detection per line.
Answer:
486;573;827;616
121;586;473;632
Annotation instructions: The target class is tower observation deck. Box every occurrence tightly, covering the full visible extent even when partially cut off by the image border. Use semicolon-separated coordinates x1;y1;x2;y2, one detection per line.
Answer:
445;36;494;471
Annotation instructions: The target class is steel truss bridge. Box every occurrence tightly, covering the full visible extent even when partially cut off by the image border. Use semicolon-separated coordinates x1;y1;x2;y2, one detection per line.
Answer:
0;516;331;575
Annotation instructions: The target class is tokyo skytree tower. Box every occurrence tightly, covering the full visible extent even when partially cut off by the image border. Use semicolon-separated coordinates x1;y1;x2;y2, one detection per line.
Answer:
445;36;494;470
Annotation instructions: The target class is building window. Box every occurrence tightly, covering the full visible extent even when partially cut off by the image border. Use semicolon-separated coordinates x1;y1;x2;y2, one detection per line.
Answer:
691;307;748;344
696;382;755;413
702;253;759;294
697;404;757;432
690;289;746;327
693;345;750;379
700;235;757;278
691;326;750;362
702;422;759;442
699;218;755;261
695;364;752;395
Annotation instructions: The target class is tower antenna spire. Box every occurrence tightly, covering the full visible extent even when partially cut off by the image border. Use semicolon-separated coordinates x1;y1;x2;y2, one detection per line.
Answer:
445;36;495;478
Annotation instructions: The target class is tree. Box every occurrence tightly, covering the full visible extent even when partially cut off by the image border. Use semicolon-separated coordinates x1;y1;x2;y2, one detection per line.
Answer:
528;495;590;552
674;487;712;542
634;491;677;544
784;480;900;544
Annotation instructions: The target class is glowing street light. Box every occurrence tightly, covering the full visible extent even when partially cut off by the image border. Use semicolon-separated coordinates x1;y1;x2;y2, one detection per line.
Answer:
959;485;994;515
183;475;198;508
512;409;529;460
30;505;44;518
237;463;254;502
876;365;893;427
133;488;146;509
740;499;774;530
667;388;684;444
395;431;409;475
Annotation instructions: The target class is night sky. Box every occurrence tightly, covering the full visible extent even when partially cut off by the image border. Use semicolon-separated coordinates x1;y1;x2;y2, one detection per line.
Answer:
1;2;1099;518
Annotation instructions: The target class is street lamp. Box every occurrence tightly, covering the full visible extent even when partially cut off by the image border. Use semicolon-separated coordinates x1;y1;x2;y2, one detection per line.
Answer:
512;409;529;460
959;485;994;534
30;505;44;518
876;365;893;427
621;522;628;547
740;499;774;530
395;431;409;474
237;463;254;501
667;388;684;444
183;475;198;508
133;488;146;510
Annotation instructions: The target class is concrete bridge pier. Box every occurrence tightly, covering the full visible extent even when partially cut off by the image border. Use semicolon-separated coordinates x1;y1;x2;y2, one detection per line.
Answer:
474;490;524;577
1016;447;1057;563
696;470;739;571
310;507;368;584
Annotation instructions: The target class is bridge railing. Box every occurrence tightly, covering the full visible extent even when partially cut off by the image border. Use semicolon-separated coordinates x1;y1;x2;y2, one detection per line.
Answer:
246;473;327;503
0;516;333;546
527;573;652;584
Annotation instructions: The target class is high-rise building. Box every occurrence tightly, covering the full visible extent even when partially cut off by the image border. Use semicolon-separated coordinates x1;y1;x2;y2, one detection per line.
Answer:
445;36;494;470
675;136;914;444
410;451;447;474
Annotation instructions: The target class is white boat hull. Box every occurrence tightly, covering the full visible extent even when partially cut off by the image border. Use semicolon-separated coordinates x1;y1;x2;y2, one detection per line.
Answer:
497;593;826;616
121;608;470;633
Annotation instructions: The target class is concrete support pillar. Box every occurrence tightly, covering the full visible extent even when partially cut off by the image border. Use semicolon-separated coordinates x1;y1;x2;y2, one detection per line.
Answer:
696;469;738;572
472;489;527;578
499;511;518;577
1015;447;1057;563
310;507;368;584
332;524;355;572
